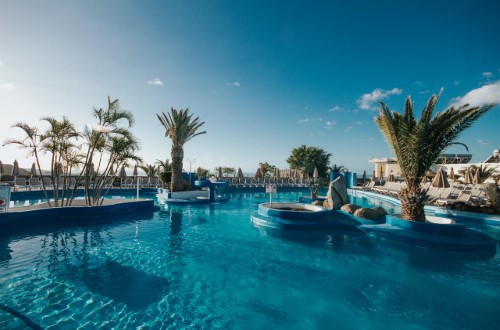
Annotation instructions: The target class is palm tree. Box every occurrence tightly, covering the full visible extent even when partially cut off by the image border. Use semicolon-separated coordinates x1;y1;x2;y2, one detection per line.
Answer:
139;163;158;178
40;116;80;206
375;90;495;221
459;164;498;184
157;108;206;191
3;122;52;206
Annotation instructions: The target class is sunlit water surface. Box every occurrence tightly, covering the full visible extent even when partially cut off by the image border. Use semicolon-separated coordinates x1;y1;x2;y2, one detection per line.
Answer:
0;191;499;329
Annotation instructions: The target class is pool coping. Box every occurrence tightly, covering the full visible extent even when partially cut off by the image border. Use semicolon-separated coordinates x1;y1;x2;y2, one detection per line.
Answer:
349;188;500;226
0;198;158;228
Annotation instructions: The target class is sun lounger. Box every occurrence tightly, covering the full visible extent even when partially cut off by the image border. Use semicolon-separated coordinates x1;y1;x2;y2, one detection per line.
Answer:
149;177;160;188
14;177;28;191
122;177;134;188
29;177;42;190
435;191;471;206
42;177;53;188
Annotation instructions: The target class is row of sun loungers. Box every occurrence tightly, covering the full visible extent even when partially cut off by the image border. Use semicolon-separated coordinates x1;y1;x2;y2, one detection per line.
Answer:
358;181;488;207
227;177;311;188
11;176;161;191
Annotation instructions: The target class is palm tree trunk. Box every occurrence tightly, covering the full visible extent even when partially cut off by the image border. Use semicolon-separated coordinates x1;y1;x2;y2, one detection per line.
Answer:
171;146;184;192
399;179;427;221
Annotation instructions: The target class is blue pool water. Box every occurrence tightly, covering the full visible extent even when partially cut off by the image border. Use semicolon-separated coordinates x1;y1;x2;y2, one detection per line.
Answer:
1;191;499;329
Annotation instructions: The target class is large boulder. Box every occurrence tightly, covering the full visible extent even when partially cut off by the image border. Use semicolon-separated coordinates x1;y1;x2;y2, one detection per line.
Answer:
354;208;380;220
483;183;500;213
340;204;360;214
327;176;350;210
372;207;387;217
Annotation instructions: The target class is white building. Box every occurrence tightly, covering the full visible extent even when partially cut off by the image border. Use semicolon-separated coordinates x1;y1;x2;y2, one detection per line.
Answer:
369;149;500;181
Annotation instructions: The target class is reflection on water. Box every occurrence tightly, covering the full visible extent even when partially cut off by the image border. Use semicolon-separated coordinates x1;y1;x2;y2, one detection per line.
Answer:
0;191;498;329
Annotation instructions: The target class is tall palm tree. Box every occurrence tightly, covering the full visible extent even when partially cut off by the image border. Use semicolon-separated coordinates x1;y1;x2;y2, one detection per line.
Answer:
40;116;80;206
157;108;206;191
3;122;52;206
375;90;495;221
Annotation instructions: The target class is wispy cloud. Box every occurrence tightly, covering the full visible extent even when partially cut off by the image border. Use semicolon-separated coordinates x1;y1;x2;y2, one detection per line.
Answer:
450;81;500;107
419;90;430;94
329;106;342;112
226;82;240;87
352;121;366;125
477;139;490;145
356;88;403;110
298;118;310;124
0;82;14;91
0;60;4;67
481;72;493;84
453;81;461;86
325;121;336;128
344;126;352;132
415;80;423;86
147;78;163;86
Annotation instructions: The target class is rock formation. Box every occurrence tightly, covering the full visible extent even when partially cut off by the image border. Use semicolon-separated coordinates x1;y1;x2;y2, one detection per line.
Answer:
327;175;350;210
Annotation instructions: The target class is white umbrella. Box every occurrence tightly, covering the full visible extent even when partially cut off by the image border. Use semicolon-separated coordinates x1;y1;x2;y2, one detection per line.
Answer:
473;168;481;184
30;162;37;177
431;168;450;188
88;162;95;177
119;166;127;180
12;160;19;178
463;168;473;184
449;167;455;182
388;171;394;182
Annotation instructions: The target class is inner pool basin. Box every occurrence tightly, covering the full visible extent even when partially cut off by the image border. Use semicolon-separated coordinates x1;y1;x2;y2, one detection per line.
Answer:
0;190;499;329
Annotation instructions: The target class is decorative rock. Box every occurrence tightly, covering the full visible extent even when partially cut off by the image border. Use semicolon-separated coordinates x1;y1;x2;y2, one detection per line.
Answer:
372;207;387;216
354;208;379;220
327;176;350;210
340;204;360;214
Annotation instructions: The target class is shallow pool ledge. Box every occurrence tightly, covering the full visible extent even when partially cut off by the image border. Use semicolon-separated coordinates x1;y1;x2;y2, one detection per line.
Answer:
0;199;158;227
360;214;497;252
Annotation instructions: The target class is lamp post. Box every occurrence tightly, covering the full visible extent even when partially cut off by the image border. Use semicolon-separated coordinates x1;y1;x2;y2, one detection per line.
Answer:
186;158;196;185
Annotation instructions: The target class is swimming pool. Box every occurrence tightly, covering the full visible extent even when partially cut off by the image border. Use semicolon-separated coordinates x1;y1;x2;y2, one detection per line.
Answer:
1;191;499;329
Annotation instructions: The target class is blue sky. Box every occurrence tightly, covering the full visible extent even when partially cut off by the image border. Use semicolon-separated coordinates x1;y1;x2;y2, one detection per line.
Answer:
1;0;499;175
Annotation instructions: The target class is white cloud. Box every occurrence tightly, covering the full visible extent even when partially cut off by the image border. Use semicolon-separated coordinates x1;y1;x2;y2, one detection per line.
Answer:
0;82;14;91
477;139;490;145
329;106;342;112
325;121;336;128
453;81;460;86
352;121;366;125
419;90;430;94
415;80;423;86
356;87;403;110
482;72;493;78
344;126;352;132
0;60;4;67
147;78;163;86
226;82;240;87
450;81;500;107
298;118;310;124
